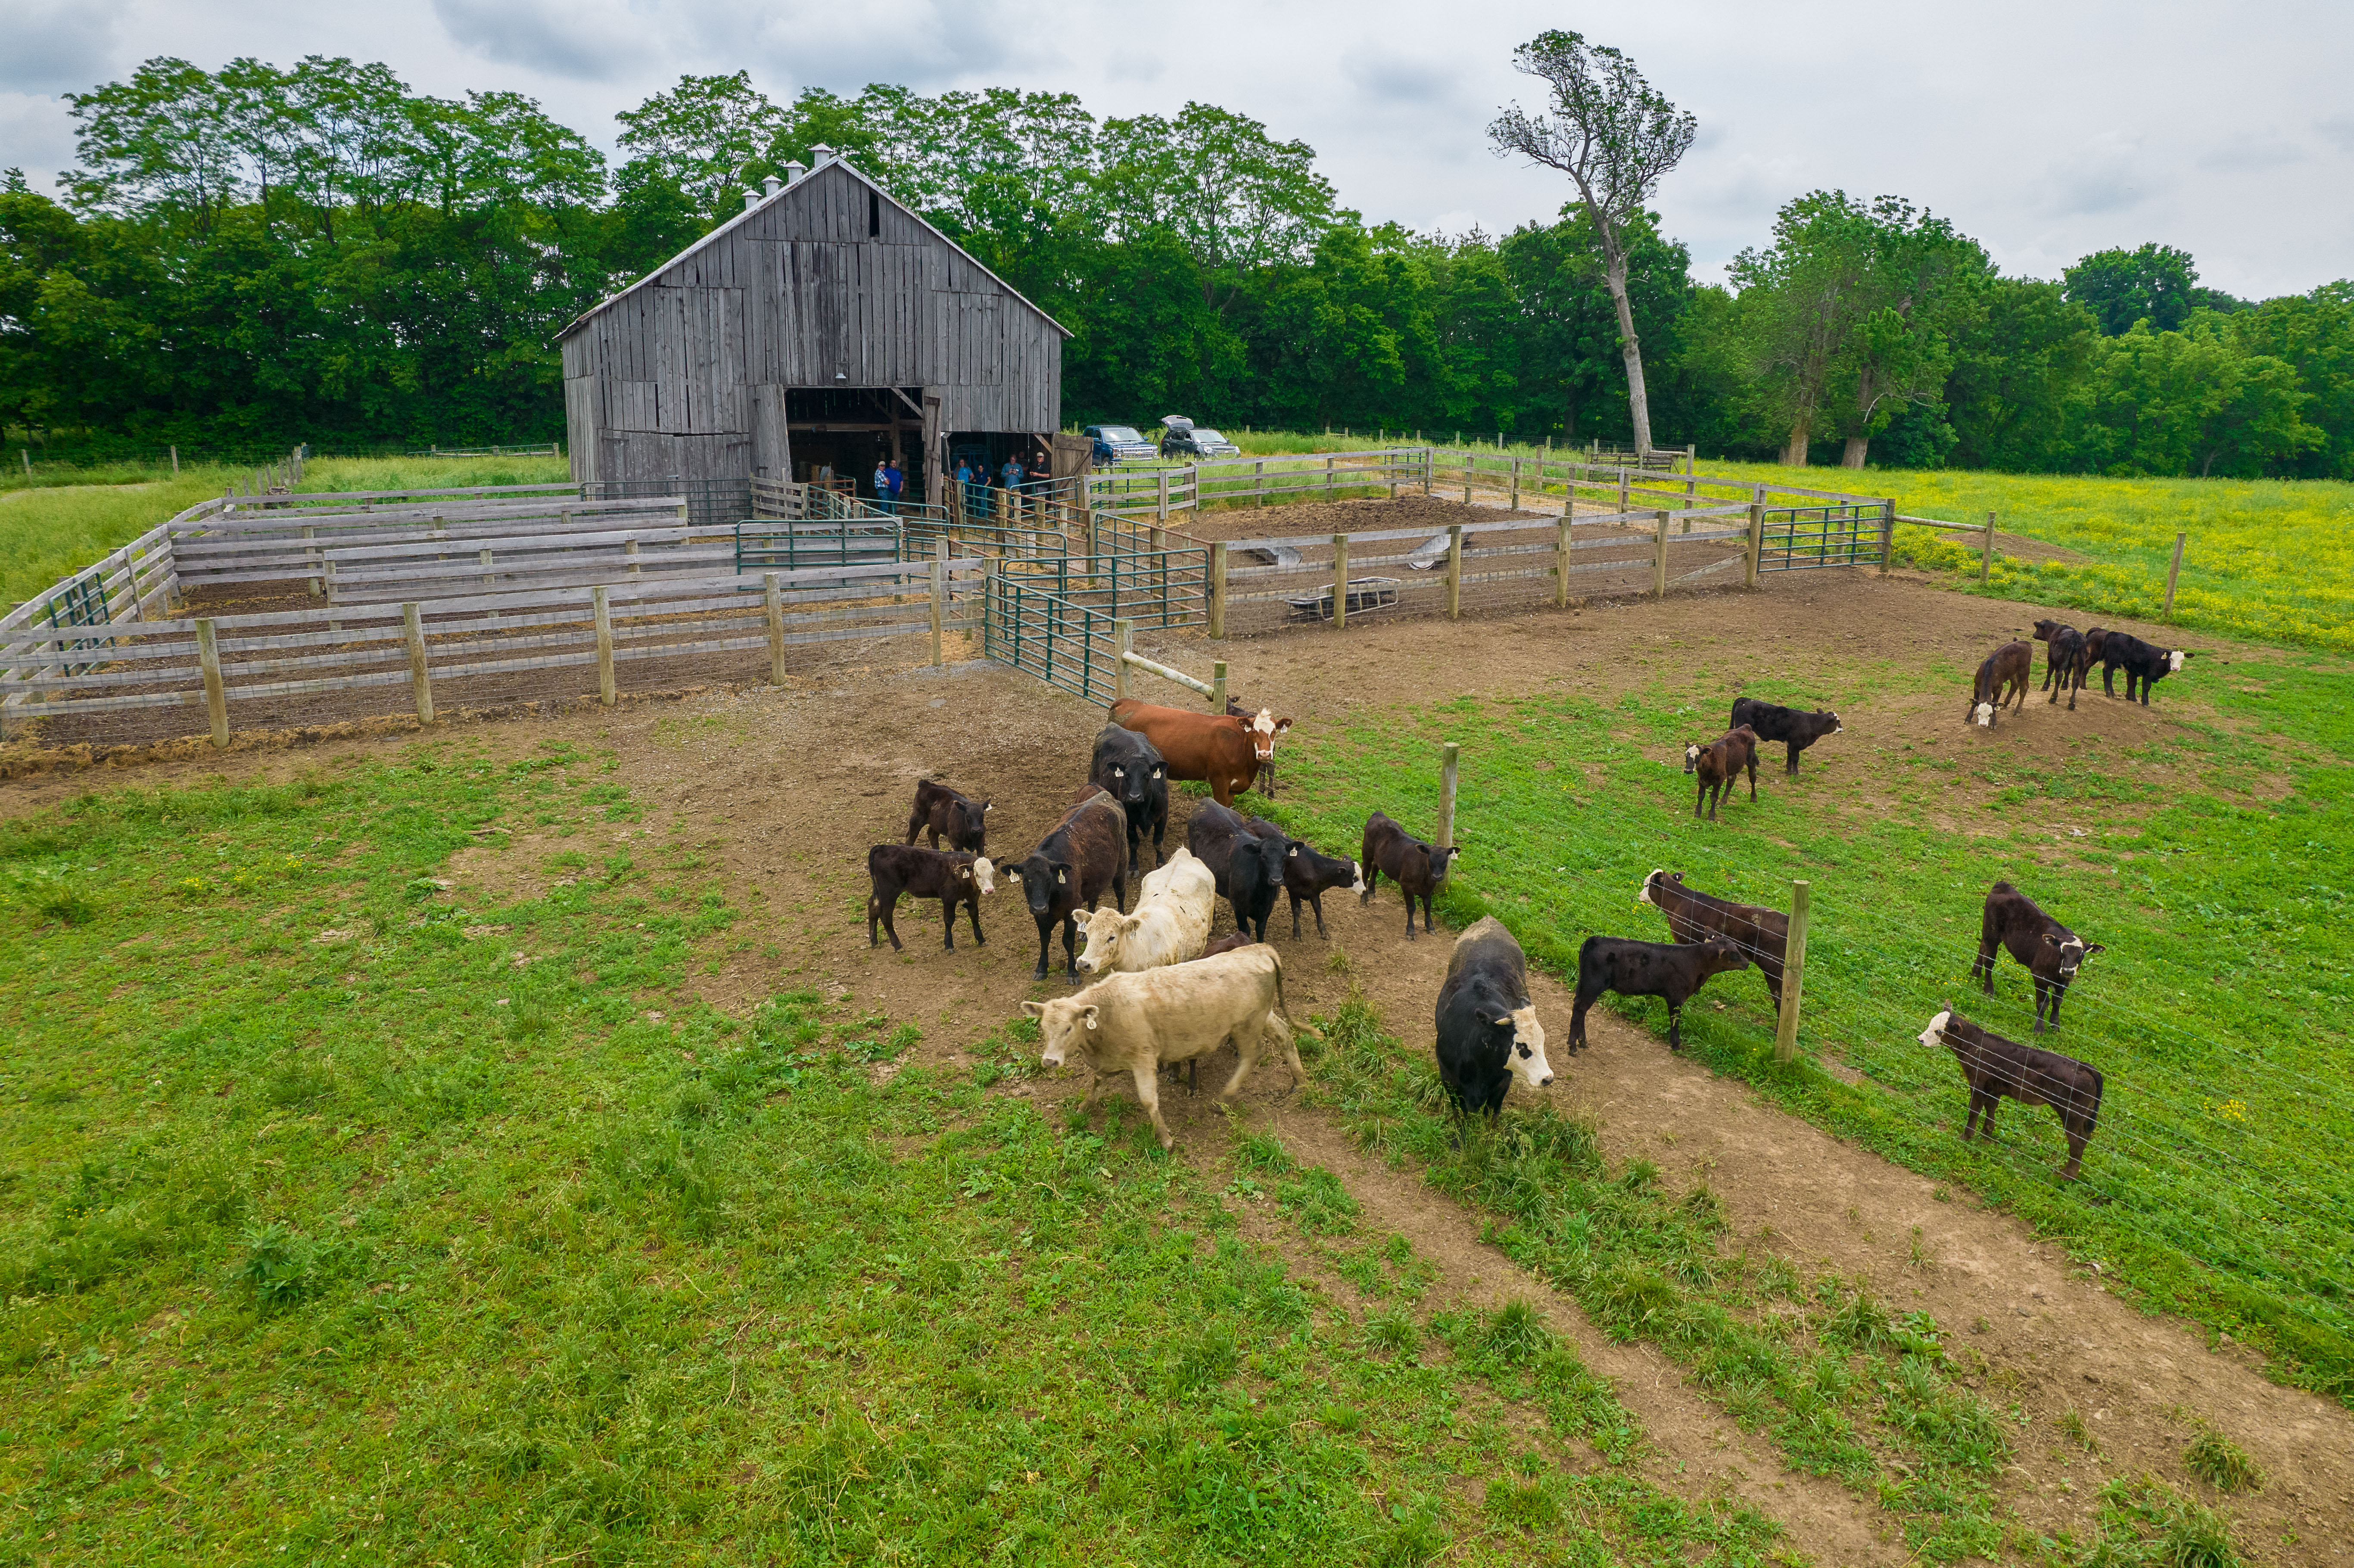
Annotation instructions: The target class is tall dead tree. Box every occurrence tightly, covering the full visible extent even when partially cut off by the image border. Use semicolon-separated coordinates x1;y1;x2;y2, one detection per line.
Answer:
1489;31;1695;457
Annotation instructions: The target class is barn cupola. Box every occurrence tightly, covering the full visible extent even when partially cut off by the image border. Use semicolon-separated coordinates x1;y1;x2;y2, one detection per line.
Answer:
811;143;837;165
784;159;807;183
763;174;782;198
741;188;758;211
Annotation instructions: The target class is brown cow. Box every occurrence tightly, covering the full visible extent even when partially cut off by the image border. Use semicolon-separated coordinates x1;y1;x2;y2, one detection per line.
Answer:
1002;788;1130;982
1918;1005;2104;1181
1638;869;1787;1013
903;778;990;854
1109;698;1292;808
1682;725;1760;820
1968;640;2033;728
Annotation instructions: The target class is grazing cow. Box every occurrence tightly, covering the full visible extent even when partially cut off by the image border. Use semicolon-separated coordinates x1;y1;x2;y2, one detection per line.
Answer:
1025;945;1305;1149
1360;811;1460;940
1971;880;2103;1033
1109;698;1292;808
1089;725;1171;881
1918;1006;2104;1181
1969;640;2033;728
1002;788;1130;982
1567;935;1749;1053
866;844;996;952
1638;869;1787;1013
1682;725;1760;820
2033;619;2089;709
1187;801;1288;943
903;778;990;854
1729;697;1843;775
2099;632;2189;705
1434;916;1555;1118
1076;846;1217;976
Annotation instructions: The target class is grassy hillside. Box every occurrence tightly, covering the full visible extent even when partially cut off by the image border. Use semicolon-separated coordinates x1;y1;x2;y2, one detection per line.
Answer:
0;456;572;615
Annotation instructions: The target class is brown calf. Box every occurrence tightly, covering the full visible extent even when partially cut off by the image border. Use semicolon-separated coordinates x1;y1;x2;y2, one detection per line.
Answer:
1638;869;1787;1012
1918;1006;2104;1181
904;778;990;854
867;844;996;951
1968;640;2033;728
1361;811;1458;940
1682;724;1760;820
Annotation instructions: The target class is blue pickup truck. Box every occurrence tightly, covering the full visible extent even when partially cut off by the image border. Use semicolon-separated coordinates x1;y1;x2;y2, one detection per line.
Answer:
1084;424;1157;465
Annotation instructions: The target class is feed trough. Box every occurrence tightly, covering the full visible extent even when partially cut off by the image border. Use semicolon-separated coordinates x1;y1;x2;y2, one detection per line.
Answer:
1286;576;1400;622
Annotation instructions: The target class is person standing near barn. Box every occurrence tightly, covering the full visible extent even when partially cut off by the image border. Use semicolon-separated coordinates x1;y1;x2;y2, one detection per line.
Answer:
884;455;906;514
872;456;894;516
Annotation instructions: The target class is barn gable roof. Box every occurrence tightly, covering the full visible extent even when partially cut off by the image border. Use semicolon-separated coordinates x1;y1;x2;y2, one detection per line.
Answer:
557;156;1071;342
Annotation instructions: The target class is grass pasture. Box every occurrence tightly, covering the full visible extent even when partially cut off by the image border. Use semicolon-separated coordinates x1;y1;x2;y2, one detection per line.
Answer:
0;748;1800;1565
1242;631;2354;1409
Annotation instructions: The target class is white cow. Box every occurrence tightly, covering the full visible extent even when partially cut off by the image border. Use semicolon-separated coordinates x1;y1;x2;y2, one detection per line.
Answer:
1025;944;1305;1149
1075;846;1217;975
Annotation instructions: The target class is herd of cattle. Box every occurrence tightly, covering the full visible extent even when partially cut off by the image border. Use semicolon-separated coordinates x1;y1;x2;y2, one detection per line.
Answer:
1970;619;2189;728
862;670;2137;1179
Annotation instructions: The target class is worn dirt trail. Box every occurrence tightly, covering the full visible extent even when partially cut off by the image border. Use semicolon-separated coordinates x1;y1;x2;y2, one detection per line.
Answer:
9;559;2347;1562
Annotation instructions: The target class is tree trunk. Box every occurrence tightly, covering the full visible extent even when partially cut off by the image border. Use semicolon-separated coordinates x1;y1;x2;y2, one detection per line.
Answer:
1783;423;1811;466
1841;436;1869;468
1600;244;1655;456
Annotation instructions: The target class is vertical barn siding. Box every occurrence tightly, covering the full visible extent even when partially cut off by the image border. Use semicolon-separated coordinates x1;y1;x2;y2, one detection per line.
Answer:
561;160;1065;493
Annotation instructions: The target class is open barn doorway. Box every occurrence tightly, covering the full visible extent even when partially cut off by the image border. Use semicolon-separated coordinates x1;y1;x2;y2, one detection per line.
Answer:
785;387;927;506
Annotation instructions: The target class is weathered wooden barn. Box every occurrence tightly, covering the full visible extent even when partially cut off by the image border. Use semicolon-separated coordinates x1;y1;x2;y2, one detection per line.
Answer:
557;149;1068;512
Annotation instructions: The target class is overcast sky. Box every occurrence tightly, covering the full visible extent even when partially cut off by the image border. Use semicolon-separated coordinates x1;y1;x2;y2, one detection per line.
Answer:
5;0;2350;298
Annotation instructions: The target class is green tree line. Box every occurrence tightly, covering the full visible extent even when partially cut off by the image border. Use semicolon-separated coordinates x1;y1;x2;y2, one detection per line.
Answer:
3;59;2348;478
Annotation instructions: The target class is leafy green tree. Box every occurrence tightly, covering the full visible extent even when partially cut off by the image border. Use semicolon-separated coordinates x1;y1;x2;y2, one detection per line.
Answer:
1099;104;1334;318
1941;279;2099;471
2064;243;2201;335
1488;30;1695;455
1497;207;1691;448
2229;283;2354;477
612;71;783;226
2080;316;2320;476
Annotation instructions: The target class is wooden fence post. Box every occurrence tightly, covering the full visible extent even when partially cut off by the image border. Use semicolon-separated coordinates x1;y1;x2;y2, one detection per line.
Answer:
1210;659;1227;713
1653;510;1669;599
931;539;947;665
764;572;787;684
1879;498;1896;574
2164;532;2186;619
1255;460;1266;508
1446;524;1464;619
1746;492;1765;588
402;602;435;726
1209;541;1228;639
1438;741;1460;851
1461;451;1471;504
1509;459;1521;513
1554;513;1571;607
1980;511;1995;583
1326;455;1336;500
1617;467;1629;514
303;526;321;597
1422;448;1432;496
592;585;616;706
1331;534;1350;629
195;618;229;748
1113;617;1134;701
1773;879;1810;1064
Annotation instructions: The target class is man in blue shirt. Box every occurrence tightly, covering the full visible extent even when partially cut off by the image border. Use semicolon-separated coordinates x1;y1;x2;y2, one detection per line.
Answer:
884;457;905;513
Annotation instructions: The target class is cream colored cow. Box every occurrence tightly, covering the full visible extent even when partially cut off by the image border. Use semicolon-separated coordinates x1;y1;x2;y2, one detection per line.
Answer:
1025;944;1305;1149
1075;846;1216;975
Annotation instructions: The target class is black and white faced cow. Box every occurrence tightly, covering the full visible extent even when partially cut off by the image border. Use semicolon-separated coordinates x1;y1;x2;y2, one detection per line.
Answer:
1434;916;1554;1118
866;844;996;951
2099;632;2189;706
1919;1005;2104;1181
1970;880;2103;1033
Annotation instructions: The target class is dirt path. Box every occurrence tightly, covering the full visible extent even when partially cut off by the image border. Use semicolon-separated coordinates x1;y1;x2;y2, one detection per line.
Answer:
8;561;2346;1560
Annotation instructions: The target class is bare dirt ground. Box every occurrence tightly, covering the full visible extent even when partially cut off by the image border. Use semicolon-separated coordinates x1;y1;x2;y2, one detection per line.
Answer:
6;545;2347;1561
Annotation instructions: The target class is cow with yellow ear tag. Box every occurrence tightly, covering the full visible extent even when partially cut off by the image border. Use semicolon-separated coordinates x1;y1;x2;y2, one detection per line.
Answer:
1000;787;1128;983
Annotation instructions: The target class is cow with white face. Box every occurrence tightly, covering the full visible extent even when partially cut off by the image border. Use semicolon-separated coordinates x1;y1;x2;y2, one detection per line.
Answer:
1027;944;1305;1150
1434;915;1555;1118
1971;880;2105;1033
1074;846;1216;975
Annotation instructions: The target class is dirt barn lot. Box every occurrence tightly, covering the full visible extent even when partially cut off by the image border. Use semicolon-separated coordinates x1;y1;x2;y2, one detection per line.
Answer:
7;561;2349;1560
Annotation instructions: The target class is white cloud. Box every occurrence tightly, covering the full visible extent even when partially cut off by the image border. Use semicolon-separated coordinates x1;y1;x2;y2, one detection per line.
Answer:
431;0;641;82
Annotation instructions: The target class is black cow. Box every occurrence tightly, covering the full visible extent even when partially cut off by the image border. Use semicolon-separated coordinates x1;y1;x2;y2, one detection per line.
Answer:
1638;869;1787;1013
866;844;996;951
1273;834;1364;940
1971;880;2103;1033
1435;916;1556;1118
903;778;989;854
1361;811;1459;940
2099;632;2189;705
1187;801;1287;943
1567;935;1749;1053
1918;1006;2104;1181
1089;724;1170;883
1729;697;1843;775
2033;619;2088;710
1003;787;1130;982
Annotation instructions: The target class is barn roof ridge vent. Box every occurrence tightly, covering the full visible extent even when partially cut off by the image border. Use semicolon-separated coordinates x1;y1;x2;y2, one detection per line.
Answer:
784;159;807;183
555;150;1071;343
762;173;782;197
